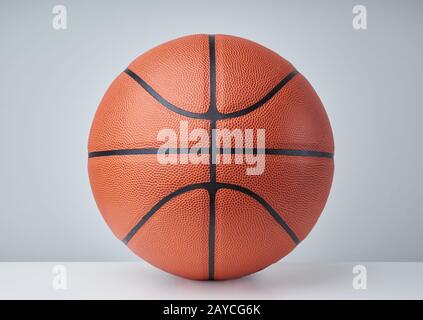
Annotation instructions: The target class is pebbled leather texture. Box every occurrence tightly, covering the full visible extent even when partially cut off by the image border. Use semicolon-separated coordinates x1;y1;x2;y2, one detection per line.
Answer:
127;189;210;280
88;73;210;151
88;34;334;280
128;34;210;114
217;73;334;152
214;189;297;280
215;34;295;114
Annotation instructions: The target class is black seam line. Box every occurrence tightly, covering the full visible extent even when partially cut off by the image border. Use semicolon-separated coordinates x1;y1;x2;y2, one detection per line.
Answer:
217;70;299;119
123;69;299;121
218;183;300;244
208;34;217;281
89;148;160;158
208;34;217;112
263;148;333;158
122;182;300;246
122;183;210;244
209;122;217;181
88;148;334;159
124;69;208;119
208;189;216;280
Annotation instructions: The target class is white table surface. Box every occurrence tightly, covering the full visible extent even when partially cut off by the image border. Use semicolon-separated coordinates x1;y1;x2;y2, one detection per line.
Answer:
0;262;422;300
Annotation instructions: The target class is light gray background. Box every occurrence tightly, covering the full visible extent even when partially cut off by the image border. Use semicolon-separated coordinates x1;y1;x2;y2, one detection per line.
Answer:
0;0;422;262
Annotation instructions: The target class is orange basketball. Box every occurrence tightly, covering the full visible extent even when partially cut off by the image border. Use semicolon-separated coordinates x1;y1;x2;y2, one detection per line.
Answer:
88;34;334;280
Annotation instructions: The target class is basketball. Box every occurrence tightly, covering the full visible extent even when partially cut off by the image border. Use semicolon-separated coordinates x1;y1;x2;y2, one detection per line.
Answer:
88;34;334;280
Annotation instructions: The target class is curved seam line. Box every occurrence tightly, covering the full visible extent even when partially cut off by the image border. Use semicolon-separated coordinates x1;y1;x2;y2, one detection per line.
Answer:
122;183;210;244
122;182;300;246
216;182;300;245
124;69;208;119
123;68;299;120
218;70;299;119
